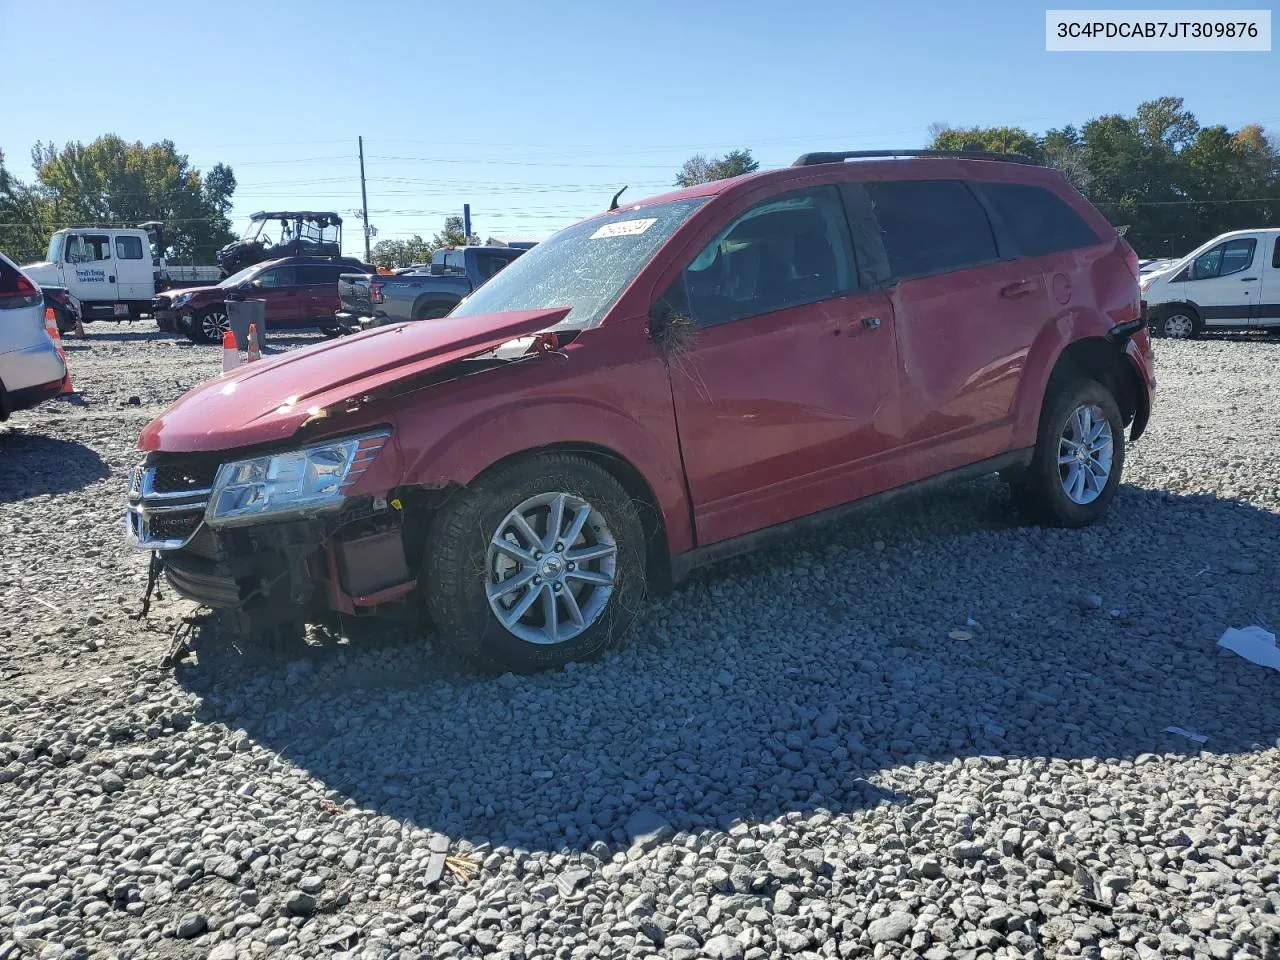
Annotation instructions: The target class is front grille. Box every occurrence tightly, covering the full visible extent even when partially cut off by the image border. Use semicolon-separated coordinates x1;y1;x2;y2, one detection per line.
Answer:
147;512;203;542
148;454;223;493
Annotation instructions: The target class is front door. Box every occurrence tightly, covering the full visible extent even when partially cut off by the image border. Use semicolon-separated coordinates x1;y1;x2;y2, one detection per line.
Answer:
112;233;153;302
664;185;902;547
254;265;301;328
65;233;122;313
1179;234;1260;327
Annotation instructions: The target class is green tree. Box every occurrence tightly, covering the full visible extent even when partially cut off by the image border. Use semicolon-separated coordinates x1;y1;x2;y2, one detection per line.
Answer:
28;136;237;262
369;216;472;269
0;149;51;263
675;148;759;187
929;125;1043;161
433;215;467;249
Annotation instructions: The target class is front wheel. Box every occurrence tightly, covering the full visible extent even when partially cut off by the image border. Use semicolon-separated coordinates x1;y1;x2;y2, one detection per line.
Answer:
422;453;647;673
1158;309;1199;339
189;308;229;345
1012;379;1125;528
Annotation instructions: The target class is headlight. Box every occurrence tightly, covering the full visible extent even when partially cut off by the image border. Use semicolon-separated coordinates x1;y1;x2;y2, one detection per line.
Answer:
171;292;193;307
1138;277;1152;294
205;430;390;527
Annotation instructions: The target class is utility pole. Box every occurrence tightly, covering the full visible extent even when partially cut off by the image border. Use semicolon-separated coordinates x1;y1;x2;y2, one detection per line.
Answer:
358;136;371;262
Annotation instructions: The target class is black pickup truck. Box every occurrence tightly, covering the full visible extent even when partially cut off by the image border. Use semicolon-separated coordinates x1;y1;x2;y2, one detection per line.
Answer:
335;245;526;332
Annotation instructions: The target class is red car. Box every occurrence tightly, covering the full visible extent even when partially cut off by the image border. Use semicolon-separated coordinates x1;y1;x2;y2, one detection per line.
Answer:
152;255;374;343
128;149;1154;673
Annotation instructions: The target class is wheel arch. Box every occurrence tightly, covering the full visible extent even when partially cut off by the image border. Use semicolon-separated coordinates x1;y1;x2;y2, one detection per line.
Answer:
410;293;460;320
1042;337;1148;442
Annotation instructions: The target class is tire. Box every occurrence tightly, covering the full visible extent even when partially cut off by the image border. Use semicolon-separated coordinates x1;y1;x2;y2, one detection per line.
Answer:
1158;307;1200;340
413;302;454;322
318;325;347;339
1013;378;1125;528
422;453;647;673
189;307;230;345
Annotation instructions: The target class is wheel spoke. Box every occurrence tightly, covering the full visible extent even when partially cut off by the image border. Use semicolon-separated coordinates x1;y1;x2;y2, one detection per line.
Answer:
541;584;560;640
486;567;537;602
490;535;536;566
500;580;544;627
508;511;542;551
565;543;616;564
561;502;591;547
544;493;566;550
1066;464;1085;501
566;568;613;586
561;585;585;627
1058;451;1077;465
1076;406;1091;442
1087;419;1108;445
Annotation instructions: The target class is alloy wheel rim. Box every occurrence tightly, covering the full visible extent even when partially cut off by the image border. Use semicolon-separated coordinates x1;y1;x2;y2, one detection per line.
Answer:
1164;314;1193;338
485;491;617;645
202;311;229;340
1058;403;1113;505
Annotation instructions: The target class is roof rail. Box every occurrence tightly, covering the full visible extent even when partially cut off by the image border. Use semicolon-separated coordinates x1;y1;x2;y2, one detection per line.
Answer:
792;149;1038;167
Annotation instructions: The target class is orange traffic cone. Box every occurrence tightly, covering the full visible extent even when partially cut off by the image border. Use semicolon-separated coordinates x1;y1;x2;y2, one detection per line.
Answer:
246;323;261;362
44;309;76;394
222;329;241;372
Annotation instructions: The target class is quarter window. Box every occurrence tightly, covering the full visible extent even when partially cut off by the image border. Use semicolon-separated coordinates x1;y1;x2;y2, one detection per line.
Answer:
76;235;112;263
114;235;145;259
682;186;856;327
975;182;1100;258
1189;238;1256;280
864;179;997;279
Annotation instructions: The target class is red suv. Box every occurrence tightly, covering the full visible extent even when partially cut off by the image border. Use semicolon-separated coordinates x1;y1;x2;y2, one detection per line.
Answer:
153;255;373;343
128;150;1154;673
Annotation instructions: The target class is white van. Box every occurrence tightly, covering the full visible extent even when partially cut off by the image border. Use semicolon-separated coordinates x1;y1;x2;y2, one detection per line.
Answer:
1141;228;1280;338
21;227;163;321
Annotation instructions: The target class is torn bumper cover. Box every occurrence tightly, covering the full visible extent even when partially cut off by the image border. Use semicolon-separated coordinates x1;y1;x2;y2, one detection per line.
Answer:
126;439;413;633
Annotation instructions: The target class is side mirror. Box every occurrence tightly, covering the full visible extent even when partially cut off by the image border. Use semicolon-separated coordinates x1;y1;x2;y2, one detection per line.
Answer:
250;279;264;289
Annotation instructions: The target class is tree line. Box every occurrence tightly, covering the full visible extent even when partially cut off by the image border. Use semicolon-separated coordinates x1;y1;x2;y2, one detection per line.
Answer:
0;136;237;265
675;99;1280;258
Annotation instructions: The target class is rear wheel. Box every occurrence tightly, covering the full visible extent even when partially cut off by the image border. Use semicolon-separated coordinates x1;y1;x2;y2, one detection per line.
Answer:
189;308;229;345
422;453;647;673
1012;378;1125;528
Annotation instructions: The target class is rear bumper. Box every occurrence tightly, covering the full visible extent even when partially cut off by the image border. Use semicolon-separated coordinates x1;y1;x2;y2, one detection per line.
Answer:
3;377;64;416
1;341;66;393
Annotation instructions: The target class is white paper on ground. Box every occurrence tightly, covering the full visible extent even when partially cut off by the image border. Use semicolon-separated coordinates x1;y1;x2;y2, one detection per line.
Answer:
1163;726;1209;744
1217;626;1280;672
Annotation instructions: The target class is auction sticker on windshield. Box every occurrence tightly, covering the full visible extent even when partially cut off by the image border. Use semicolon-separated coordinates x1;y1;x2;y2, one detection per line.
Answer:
590;218;657;240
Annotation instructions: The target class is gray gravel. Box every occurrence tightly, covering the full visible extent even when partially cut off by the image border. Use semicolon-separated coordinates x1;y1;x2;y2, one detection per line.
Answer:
1;325;1279;960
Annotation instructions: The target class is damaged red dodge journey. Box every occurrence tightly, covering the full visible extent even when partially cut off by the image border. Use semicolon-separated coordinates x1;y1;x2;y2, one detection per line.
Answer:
128;149;1154;673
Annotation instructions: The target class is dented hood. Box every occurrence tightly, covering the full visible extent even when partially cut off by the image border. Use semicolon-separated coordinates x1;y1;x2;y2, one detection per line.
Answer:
138;308;568;453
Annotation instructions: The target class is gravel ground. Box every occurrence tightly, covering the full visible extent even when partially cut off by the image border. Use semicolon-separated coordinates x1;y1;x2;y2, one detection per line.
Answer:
1;323;1279;960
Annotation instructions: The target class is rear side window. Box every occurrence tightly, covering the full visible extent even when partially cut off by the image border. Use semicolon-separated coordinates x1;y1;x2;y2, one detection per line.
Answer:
115;235;145;259
976;182;1101;258
864;180;997;279
297;264;343;285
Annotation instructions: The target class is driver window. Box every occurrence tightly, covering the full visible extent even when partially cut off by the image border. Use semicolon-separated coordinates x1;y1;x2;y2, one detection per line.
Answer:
64;235;85;263
257;266;296;288
1191;238;1255;280
682;186;856;328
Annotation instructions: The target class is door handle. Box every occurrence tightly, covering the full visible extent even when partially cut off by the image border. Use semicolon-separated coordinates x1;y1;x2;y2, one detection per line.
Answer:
1240;277;1257;281
108;276;115;283
861;316;881;330
999;280;1034;299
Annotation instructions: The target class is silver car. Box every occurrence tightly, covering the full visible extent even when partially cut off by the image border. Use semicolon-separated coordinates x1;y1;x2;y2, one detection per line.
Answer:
0;252;67;420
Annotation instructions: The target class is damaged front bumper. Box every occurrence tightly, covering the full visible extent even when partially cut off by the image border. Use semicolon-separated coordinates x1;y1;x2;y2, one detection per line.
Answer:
127;454;416;634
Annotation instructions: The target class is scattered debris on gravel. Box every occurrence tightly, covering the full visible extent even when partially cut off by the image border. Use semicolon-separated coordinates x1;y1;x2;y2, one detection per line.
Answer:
1;327;1278;960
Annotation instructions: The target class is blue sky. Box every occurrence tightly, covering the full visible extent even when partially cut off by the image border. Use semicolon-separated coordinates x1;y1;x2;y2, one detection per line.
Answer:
1;0;1275;257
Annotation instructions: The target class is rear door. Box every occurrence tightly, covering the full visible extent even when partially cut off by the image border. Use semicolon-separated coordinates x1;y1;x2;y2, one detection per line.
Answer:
664;185;902;546
1258;234;1280;328
1174;235;1260;327
297;263;344;324
112;232;152;301
862;178;1042;465
254;265;301;328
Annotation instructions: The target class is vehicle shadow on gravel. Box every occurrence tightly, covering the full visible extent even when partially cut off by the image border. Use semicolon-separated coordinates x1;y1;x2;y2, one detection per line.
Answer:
0;432;109;503
174;477;1280;854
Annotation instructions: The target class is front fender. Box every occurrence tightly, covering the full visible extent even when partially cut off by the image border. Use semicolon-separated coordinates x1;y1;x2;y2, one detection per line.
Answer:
397;396;694;555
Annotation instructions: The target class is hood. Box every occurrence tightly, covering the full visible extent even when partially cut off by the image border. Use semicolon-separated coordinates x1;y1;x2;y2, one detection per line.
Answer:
164;283;225;302
21;260;58;283
138;307;570;453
